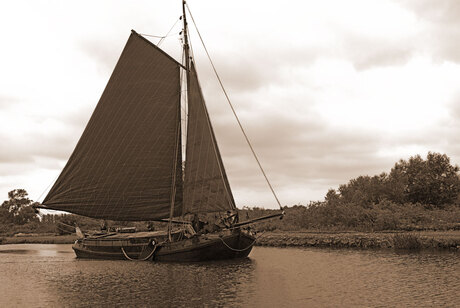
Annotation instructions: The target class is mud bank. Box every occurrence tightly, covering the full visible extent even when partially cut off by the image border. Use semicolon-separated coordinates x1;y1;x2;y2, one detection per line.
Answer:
255;231;460;250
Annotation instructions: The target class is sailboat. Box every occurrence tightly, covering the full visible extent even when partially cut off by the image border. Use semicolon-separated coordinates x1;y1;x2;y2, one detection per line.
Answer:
36;1;283;261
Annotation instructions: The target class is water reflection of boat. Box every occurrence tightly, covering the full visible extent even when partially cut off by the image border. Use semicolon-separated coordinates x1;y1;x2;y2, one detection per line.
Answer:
37;1;283;261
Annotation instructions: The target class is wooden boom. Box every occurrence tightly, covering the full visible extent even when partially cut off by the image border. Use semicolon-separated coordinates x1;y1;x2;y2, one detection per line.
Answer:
232;211;285;228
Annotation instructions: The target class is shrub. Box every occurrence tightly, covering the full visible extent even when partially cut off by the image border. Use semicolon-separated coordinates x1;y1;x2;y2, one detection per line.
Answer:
392;234;422;250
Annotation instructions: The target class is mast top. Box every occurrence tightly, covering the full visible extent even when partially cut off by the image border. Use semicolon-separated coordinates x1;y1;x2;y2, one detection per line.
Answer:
182;0;190;71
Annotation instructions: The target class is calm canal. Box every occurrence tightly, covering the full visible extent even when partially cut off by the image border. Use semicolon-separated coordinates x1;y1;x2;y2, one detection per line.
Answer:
0;244;458;307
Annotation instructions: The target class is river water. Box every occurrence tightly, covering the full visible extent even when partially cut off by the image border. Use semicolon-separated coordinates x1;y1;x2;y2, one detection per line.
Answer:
0;244;458;307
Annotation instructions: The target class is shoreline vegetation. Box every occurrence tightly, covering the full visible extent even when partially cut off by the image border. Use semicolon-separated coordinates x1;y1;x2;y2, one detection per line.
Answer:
256;230;460;250
1;231;459;251
1;234;77;245
1;152;460;251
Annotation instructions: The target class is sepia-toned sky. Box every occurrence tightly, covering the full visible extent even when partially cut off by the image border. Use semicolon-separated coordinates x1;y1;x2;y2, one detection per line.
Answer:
1;0;460;209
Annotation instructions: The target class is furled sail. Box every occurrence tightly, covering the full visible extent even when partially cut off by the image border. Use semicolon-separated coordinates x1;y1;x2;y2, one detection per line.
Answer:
42;31;183;221
183;62;236;214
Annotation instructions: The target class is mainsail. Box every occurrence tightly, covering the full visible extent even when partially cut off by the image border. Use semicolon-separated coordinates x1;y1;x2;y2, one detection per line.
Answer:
183;63;236;214
42;31;183;221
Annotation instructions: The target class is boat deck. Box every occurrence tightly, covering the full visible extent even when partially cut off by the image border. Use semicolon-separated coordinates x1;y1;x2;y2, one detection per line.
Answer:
81;230;185;247
87;231;168;240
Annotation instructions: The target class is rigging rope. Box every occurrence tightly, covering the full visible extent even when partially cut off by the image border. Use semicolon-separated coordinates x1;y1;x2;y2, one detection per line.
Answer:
139;17;181;46
181;16;236;211
36;172;59;203
158;17;181;47
185;3;283;210
139;33;167;38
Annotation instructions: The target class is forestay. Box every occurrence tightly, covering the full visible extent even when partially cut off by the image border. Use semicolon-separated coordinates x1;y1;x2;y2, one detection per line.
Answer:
42;31;183;221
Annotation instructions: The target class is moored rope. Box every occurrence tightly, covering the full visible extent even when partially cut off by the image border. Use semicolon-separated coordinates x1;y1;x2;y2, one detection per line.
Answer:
219;231;266;252
219;236;257;252
121;244;157;261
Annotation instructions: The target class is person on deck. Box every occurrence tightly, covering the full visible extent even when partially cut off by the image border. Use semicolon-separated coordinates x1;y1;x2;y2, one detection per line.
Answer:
100;220;107;232
191;214;205;233
221;210;238;228
147;221;155;231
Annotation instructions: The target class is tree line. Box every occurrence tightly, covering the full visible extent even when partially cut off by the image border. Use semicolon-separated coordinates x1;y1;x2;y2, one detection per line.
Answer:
325;152;460;207
1;152;460;233
242;152;460;231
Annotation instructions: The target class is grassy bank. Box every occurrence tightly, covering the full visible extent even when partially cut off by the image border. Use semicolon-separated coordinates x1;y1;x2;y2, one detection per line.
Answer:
242;204;460;233
0;234;77;245
255;230;460;250
1;231;459;251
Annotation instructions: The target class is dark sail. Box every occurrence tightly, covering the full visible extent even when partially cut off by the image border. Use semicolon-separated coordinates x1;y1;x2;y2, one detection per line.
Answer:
183;63;236;214
42;31;183;221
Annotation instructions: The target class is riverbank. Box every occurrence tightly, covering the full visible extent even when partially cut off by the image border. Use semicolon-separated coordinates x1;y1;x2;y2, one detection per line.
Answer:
1;231;459;250
0;234;77;245
255;230;460;250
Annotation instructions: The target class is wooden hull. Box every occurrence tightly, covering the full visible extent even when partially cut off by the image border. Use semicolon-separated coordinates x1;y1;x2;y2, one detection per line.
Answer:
72;230;255;262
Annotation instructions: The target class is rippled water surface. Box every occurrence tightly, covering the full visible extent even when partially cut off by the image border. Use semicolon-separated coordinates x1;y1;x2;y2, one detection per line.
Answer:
0;244;458;307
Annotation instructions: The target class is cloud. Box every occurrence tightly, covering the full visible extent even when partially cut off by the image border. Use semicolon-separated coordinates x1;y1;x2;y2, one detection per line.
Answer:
0;95;21;109
399;0;460;63
0;114;83;169
211;102;390;195
194;44;324;93
449;93;460;119
341;35;415;70
2;0;460;208
78;38;123;74
212;84;460;205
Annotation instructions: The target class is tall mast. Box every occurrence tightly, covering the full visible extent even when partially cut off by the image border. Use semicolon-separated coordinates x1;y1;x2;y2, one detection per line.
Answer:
168;0;190;240
182;0;190;74
181;0;191;185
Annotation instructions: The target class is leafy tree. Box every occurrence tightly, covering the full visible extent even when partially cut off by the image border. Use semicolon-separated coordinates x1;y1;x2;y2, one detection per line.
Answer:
1;189;39;225
0;203;10;223
335;173;389;207
325;152;460;207
384;163;407;204
325;188;340;204
389;152;460;206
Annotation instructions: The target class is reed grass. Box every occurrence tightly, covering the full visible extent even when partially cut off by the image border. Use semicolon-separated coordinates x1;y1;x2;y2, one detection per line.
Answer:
392;234;422;250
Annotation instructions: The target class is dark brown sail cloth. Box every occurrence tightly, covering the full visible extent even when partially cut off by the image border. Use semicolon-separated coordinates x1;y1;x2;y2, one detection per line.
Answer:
42;31;183;221
183;63;236;214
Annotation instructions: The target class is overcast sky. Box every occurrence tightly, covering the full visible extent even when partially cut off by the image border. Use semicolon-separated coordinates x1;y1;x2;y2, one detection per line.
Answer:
1;0;460;209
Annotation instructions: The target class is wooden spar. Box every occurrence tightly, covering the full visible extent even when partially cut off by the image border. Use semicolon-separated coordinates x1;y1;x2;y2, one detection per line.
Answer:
168;0;190;240
32;204;51;209
167;120;181;241
155;218;191;224
182;0;190;73
33;204;190;225
231;212;285;228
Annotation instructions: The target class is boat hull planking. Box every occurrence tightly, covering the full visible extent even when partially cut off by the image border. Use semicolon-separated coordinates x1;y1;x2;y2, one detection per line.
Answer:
72;230;255;262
